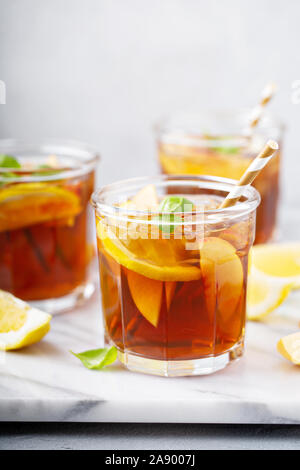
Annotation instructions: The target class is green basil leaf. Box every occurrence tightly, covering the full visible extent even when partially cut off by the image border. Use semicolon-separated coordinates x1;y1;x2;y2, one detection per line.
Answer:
71;346;118;370
34;164;61;176
211;146;239;155
0;154;21;168
155;196;194;234
34;170;61;176
155;213;183;234
2;172;18;178
158;196;194;213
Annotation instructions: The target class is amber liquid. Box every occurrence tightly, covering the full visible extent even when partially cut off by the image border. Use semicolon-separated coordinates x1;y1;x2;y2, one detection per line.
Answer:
0;172;94;300
98;216;252;361
158;144;280;244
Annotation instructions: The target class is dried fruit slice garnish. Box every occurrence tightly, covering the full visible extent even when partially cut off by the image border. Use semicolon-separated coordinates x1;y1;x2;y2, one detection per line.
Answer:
0;182;81;232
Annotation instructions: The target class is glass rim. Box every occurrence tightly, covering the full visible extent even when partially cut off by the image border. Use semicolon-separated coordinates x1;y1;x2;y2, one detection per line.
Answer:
154;108;285;147
0;138;100;182
91;175;261;225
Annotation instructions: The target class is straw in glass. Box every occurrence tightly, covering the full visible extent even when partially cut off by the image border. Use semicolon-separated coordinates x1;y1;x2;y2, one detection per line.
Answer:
220;140;279;209
245;82;277;135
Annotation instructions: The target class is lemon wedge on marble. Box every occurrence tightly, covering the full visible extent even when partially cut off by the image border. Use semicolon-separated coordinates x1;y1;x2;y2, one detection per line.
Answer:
247;268;292;321
277;332;300;365
246;243;300;320
0;290;51;350
251;243;300;289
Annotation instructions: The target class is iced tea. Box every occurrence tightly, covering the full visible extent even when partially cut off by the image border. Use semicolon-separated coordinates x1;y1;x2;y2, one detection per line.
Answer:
92;176;260;376
0;141;99;312
156;112;283;244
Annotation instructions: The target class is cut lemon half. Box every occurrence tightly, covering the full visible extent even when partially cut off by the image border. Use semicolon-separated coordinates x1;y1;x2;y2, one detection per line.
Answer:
277;332;300;365
0;182;81;232
251;243;300;289
0;290;51;350
247;268;292;321
97;221;201;282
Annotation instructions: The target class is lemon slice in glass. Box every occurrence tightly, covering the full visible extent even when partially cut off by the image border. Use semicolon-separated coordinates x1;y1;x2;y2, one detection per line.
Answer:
0;290;51;350
0;182;81;232
97;221;201;282
247;268;292;320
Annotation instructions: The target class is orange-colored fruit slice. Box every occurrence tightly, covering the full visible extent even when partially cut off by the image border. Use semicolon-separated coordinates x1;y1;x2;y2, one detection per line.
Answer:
200;237;244;318
127;270;163;327
100;251;121;320
219;288;245;342
165;281;176;310
0;183;81;232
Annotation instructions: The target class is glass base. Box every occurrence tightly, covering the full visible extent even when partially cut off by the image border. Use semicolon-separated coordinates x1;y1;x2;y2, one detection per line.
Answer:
29;281;95;315
118;340;244;377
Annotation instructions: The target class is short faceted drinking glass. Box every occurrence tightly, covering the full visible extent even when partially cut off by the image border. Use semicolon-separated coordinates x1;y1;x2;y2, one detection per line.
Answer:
156;111;284;244
92;175;260;376
0;140;99;313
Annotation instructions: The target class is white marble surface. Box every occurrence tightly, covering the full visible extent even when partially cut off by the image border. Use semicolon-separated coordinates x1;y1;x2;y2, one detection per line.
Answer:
1;278;300;424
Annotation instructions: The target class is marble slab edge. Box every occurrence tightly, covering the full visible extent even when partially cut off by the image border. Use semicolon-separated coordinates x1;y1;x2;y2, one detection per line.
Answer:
1;398;300;424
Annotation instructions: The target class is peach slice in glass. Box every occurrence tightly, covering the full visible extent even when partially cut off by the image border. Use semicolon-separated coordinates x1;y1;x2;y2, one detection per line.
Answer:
127;270;163;327
200;237;244;319
131;184;159;210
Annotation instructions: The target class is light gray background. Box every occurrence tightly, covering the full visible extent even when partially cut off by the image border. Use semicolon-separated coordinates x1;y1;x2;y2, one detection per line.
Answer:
0;0;300;205
1;0;300;450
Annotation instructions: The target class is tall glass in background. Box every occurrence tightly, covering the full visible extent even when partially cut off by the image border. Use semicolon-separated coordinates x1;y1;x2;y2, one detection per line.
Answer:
156;111;284;244
0;140;99;313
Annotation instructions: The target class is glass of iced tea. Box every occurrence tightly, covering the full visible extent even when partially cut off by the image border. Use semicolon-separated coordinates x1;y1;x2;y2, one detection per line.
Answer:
0;140;99;313
92;175;260;376
156;111;284;244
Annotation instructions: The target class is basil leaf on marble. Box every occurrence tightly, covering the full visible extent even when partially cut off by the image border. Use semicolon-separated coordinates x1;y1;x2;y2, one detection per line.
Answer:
71;346;118;370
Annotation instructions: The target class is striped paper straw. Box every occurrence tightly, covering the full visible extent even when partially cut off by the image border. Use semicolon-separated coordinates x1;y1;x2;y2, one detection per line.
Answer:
245;82;277;135
220;140;279;209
